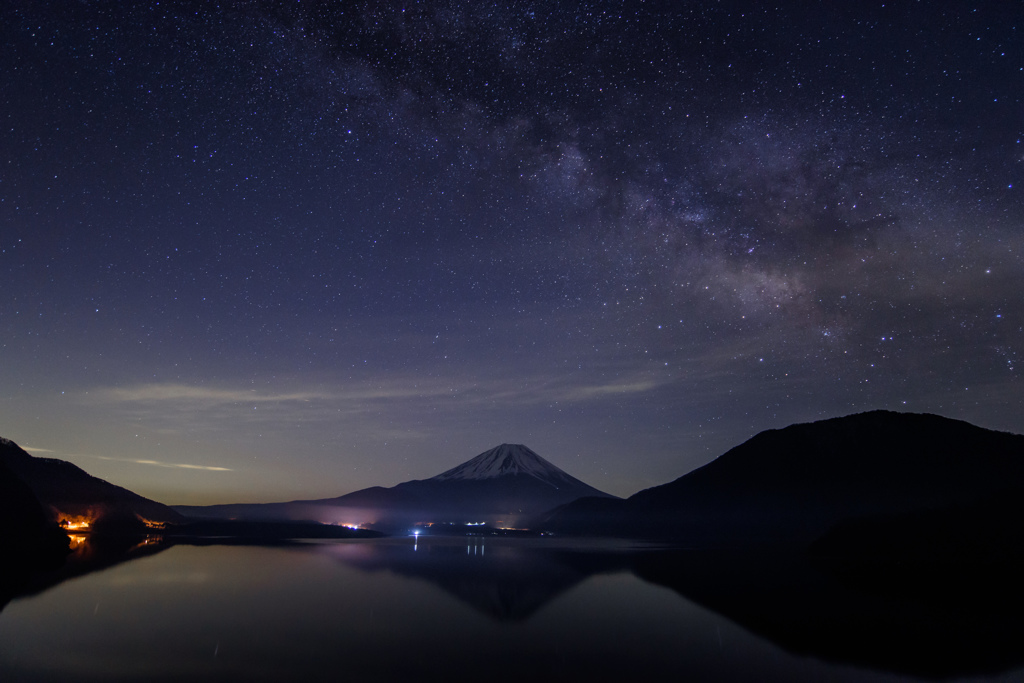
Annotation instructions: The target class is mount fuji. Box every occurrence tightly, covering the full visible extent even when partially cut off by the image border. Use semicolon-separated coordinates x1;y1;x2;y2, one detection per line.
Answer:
430;443;600;487
174;444;616;529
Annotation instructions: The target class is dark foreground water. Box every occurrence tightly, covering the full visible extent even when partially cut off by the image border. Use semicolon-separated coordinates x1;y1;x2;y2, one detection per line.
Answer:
1;536;1021;682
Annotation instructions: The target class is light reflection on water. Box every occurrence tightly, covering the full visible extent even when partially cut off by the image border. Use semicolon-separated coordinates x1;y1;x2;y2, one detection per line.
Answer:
0;538;1020;683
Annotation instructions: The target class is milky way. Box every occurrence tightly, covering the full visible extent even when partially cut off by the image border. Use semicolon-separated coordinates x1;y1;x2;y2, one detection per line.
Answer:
1;1;1021;504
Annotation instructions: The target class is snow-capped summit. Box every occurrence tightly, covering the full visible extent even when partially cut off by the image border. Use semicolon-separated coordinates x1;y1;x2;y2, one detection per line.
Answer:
409;442;614;514
430;444;575;486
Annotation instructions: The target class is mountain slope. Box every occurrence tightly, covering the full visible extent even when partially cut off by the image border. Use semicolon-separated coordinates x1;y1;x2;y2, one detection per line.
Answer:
544;411;1024;544
0;455;70;574
387;444;612;516
0;437;184;530
176;444;615;527
430;444;588;486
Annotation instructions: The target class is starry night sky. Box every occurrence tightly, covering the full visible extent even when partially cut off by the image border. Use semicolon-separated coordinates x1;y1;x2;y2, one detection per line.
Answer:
2;1;1021;505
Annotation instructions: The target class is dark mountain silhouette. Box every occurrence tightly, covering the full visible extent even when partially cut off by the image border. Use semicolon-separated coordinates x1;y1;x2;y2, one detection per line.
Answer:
0;437;185;532
175;443;615;529
544;411;1024;545
0;451;70;578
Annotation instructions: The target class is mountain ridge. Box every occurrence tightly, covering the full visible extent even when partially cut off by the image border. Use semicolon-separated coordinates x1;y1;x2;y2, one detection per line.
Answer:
175;443;615;528
0;438;185;530
543;410;1024;544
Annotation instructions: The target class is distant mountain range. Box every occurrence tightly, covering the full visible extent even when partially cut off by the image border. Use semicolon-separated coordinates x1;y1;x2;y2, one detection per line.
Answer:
543;410;1024;545
5;412;1024;678
174;443;616;529
0;437;184;532
6;410;1024;548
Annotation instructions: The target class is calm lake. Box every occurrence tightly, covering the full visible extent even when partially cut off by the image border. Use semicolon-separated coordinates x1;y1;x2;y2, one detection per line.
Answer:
1;536;1020;682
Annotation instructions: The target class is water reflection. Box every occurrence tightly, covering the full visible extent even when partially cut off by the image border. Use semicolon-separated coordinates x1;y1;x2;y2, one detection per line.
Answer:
638;547;1024;680
0;532;171;614
3;535;1024;681
322;536;633;622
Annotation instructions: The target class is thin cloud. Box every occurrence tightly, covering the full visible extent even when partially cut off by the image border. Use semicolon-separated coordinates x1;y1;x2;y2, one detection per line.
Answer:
85;372;672;441
94;381;465;406
94;455;232;472
560;379;663;400
23;446;55;453
97;373;672;411
98;384;328;404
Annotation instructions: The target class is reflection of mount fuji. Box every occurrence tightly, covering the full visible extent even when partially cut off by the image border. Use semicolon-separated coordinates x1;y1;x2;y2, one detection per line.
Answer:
323;538;631;621
176;444;616;530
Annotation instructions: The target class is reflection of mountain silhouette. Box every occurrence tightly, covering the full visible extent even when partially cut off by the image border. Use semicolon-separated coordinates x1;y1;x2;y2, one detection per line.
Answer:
632;548;1024;680
0;522;381;616
4;532;637;624
325;537;632;621
0;533;171;614
12;531;1019;679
